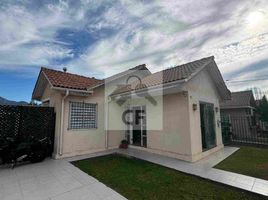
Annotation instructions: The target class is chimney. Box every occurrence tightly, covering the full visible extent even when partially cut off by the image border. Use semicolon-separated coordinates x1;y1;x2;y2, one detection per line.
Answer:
63;67;67;72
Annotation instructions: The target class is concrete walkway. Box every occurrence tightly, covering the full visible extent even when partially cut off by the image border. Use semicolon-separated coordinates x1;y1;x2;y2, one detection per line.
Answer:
0;158;126;200
1;147;267;199
118;147;268;197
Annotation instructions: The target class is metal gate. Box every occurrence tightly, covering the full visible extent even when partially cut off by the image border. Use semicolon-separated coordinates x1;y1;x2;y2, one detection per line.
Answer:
0;105;55;156
221;114;268;146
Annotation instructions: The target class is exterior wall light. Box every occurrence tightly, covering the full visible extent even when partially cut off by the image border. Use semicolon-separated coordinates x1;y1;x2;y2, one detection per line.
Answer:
215;107;219;113
193;104;198;111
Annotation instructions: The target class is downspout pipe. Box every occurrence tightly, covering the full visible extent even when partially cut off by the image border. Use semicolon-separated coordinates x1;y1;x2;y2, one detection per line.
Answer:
105;97;111;149
59;89;69;156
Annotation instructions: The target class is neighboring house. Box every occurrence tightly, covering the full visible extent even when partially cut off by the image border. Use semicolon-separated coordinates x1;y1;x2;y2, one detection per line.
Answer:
32;56;231;162
220;91;257;138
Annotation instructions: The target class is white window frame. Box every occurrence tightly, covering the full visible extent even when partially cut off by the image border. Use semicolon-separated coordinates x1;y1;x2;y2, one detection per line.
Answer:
68;102;98;130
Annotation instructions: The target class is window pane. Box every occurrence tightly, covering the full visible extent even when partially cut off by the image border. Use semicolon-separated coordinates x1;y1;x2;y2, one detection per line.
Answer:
83;103;97;128
69;102;97;129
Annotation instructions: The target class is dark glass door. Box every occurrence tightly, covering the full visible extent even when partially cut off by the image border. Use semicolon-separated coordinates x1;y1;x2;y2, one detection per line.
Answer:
200;103;216;151
132;129;141;146
131;106;146;147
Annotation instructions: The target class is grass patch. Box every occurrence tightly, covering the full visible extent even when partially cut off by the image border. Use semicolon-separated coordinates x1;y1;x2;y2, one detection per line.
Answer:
72;154;266;200
215;147;268;180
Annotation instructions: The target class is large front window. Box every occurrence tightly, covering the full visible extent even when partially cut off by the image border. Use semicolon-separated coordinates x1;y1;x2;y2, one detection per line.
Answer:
69;102;97;129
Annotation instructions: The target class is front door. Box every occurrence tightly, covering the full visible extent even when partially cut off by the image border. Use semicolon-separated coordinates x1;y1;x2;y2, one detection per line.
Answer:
200;102;216;151
128;106;147;147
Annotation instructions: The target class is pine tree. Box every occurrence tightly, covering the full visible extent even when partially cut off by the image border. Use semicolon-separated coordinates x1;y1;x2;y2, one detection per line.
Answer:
257;96;268;122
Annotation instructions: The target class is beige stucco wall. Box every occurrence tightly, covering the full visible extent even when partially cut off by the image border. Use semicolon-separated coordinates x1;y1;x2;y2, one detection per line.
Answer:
183;69;223;162
125;69;224;162
145;93;193;161
60;86;106;158
44;69;151;158
40;84;51;102
107;92;194;161
106;99;126;149
41;83;108;158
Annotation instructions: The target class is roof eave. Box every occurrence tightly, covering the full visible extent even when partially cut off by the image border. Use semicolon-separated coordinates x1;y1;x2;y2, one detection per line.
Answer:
32;69;52;101
51;86;93;94
110;78;186;98
207;60;231;101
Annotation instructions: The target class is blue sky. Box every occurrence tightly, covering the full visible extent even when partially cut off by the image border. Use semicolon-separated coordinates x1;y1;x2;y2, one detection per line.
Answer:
1;0;268;101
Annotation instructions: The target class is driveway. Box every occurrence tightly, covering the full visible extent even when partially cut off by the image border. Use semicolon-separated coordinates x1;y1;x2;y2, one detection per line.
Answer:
0;158;126;200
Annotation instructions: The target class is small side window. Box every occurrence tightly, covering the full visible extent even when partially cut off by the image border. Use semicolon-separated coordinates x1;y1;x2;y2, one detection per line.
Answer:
69;102;97;129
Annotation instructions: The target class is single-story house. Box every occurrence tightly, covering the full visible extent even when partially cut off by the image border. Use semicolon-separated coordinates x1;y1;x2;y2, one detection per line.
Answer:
220;90;257;138
32;56;231;162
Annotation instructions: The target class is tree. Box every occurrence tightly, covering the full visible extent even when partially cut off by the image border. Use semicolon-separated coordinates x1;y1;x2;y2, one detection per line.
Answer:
256;96;268;122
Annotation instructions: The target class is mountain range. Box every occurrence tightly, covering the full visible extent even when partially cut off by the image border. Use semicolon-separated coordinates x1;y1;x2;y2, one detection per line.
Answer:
0;96;28;105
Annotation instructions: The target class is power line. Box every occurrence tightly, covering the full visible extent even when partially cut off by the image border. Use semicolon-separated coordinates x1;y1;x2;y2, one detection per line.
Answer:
226;74;268;82
226;77;268;83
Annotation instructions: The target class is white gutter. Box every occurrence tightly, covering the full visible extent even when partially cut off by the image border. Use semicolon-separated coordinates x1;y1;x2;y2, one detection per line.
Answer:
59;89;69;156
51;86;93;94
105;97;111;149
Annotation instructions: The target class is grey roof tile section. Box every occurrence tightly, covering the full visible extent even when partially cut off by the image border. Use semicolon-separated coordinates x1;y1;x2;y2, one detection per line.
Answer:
112;56;214;95
111;56;231;100
220;91;255;109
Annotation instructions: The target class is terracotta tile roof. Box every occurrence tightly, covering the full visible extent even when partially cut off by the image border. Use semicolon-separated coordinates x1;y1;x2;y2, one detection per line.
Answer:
95;64;151;88
42;67;103;90
220;91;255;109
112;56;214;95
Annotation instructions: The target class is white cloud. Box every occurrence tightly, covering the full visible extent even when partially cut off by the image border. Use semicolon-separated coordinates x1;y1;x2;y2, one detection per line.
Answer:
0;6;39;50
1;0;268;92
0;1;86;69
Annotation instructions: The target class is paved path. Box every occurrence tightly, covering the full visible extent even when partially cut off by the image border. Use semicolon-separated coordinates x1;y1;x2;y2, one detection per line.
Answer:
0;157;126;200
118;147;268;197
1;147;268;199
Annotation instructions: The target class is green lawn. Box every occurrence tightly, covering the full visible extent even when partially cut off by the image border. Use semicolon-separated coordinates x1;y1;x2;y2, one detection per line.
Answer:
72;154;266;200
215;147;268;180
